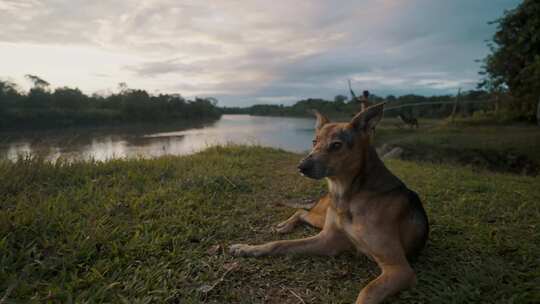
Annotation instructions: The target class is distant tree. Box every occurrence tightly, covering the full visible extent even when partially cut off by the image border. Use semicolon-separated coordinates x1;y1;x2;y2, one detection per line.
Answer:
26;87;53;108
118;82;129;93
0;77;222;129
334;94;348;103
0;80;21;111
385;95;397;102
22;76;52;108
53;87;87;109
25;74;50;90
0;79;18;94
479;0;540;116
0;80;19;101
121;89;151;116
207;97;219;106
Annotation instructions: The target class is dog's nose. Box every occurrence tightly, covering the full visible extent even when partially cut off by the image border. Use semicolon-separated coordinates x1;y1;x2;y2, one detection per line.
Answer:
297;158;313;174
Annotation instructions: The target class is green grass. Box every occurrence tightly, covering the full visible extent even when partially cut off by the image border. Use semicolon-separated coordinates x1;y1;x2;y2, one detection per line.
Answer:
1;146;539;303
373;119;540;175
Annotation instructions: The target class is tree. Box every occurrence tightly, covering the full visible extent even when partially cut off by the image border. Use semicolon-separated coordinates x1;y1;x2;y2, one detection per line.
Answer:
479;0;540;116
385;95;397;103
0;80;21;112
334;94;348;103
0;80;20;101
0;79;18;94
53;87;87;109
26;87;53;108
118;82;129;93
207;97;219;106
25;74;50;90
0;77;222;128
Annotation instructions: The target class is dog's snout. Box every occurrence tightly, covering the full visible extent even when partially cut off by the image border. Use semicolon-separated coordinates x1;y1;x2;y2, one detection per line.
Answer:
297;161;310;172
297;155;326;179
297;156;313;174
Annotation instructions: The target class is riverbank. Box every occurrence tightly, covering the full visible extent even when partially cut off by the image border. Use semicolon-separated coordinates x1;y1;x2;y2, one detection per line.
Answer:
1;146;538;303
374;119;540;175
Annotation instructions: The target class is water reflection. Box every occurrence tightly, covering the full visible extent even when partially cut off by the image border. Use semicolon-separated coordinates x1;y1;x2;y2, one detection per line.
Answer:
0;115;315;162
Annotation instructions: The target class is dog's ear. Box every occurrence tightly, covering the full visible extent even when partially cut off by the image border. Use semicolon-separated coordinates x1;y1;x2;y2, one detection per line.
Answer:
312;110;330;131
349;102;385;133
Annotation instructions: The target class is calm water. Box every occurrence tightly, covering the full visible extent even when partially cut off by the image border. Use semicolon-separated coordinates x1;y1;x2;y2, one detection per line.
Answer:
0;115;316;162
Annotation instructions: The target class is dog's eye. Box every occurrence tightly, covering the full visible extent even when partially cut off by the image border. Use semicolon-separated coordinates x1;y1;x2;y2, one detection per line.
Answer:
329;142;342;151
312;139;317;147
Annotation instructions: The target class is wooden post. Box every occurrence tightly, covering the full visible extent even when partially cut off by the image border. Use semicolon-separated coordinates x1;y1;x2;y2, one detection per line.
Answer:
450;88;461;123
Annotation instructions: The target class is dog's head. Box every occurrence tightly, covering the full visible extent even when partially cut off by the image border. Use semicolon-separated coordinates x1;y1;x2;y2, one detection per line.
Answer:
297;103;385;180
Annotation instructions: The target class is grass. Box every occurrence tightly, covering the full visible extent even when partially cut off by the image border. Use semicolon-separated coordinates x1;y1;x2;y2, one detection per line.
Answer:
374;118;540;175
0;145;539;303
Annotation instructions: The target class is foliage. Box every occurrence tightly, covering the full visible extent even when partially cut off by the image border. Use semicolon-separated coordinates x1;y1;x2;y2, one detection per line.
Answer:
25;74;50;89
223;90;495;119
0;145;538;303
0;78;222;130
479;0;540;118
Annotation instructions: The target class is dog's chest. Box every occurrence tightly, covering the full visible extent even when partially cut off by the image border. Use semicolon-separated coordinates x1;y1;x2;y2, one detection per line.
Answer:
329;181;376;256
335;203;374;257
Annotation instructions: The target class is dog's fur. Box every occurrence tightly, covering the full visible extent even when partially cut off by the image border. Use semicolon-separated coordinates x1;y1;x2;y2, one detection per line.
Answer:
230;103;429;304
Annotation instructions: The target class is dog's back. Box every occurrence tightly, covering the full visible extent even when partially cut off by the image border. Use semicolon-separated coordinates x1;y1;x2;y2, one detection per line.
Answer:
404;188;429;260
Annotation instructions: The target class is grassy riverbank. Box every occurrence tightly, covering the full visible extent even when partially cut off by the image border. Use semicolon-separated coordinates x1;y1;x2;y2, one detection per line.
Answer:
1;146;539;303
372;118;540;175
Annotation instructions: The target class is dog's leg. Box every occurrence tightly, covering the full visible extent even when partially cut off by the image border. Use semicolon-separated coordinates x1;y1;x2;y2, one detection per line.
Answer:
355;264;416;304
352;236;416;304
273;209;307;233
274;196;329;233
230;228;351;257
274;208;326;233
231;207;350;257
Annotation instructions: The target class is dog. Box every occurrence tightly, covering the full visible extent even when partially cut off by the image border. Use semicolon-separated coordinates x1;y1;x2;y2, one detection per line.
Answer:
230;103;429;304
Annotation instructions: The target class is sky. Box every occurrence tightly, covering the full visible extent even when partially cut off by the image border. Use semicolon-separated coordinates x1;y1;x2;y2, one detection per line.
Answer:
0;0;522;107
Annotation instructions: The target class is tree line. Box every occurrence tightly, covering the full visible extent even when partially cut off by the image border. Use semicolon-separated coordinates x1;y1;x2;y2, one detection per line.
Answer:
0;76;221;130
222;90;495;120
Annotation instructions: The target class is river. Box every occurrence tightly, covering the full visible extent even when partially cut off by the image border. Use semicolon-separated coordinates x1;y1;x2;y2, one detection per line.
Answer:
0;115;316;162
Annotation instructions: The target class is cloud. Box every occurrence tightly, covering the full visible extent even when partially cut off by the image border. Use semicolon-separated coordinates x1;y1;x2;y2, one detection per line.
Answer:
124;58;203;77
0;0;522;106
255;96;300;105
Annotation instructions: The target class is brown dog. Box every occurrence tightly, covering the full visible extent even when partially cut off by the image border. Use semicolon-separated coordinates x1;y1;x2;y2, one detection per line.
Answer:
230;103;429;304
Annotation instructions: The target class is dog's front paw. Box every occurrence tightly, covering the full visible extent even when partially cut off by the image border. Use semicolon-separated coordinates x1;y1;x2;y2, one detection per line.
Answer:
229;244;256;257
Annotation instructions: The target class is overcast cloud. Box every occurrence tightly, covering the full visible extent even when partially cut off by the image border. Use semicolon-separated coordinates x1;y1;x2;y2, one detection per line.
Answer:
0;0;521;106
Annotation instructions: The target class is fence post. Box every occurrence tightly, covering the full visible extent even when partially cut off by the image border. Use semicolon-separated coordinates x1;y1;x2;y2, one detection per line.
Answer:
450;88;461;123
